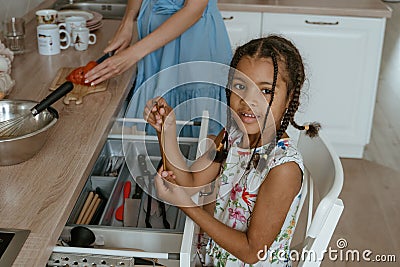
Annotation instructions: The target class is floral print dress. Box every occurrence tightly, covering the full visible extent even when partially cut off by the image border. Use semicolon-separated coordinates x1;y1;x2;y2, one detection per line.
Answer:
201;131;304;266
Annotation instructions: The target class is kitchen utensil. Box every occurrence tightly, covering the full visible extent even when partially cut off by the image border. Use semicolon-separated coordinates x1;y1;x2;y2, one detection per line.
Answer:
80;193;99;224
49;68;108;104
84;196;101;224
48;51;115;104
158;200;170;229
0;81;73;138
76;191;94;224
89;187;108;225
96;51;114;64
153;103;167;170
115;181;131;221
124;177;144;227
104;155;124;176
0;100;59;165
145;183;153;228
64;51;114;86
155;160;170;229
69;226;95;247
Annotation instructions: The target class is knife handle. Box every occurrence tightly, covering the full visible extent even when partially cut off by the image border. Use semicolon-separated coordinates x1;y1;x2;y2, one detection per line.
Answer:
123;181;132;199
96;51;115;64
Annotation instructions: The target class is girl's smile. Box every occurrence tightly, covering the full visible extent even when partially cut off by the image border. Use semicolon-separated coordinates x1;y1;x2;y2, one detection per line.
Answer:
229;56;289;140
238;110;259;124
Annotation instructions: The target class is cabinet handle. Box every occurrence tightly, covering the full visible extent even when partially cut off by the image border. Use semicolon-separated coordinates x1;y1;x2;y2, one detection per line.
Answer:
305;20;339;25
223;16;234;21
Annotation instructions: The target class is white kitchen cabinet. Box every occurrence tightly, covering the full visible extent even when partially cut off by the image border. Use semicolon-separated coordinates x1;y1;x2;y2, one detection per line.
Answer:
220;11;262;50
261;13;386;158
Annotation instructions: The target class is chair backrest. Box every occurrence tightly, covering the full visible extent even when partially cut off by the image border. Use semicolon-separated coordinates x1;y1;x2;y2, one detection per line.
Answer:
295;131;344;267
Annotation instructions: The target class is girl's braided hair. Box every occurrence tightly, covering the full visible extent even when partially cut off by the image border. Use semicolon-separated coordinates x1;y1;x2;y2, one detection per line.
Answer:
214;35;320;163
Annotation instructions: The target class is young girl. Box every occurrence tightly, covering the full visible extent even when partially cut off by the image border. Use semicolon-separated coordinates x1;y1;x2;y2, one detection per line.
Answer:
144;35;320;266
84;0;232;136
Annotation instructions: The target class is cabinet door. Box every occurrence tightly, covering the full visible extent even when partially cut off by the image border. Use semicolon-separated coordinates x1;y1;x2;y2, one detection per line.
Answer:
262;13;386;157
221;11;262;50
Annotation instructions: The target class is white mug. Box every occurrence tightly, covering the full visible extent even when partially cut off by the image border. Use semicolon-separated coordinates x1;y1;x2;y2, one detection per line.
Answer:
72;27;96;51
37;24;71;55
58;16;86;34
36;9;58;24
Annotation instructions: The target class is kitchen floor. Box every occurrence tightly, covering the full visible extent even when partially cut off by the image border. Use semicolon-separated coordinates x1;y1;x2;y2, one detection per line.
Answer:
293;2;400;266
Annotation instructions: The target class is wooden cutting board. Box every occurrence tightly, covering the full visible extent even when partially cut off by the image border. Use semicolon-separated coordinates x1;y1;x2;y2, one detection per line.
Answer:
49;67;109;105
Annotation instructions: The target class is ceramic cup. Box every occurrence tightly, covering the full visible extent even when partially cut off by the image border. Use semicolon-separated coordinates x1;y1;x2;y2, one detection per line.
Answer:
72;27;96;51
36;9;58;24
37;24;71;55
58;16;86;47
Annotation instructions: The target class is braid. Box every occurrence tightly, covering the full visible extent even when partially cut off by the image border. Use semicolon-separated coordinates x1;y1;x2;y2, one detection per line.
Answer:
275;72;302;143
288;74;321;138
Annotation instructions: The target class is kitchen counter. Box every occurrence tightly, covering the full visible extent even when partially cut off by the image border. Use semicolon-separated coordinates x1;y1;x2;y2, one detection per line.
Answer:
218;0;392;18
0;17;135;266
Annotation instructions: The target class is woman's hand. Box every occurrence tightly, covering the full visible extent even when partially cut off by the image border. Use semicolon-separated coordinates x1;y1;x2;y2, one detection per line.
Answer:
143;97;175;133
84;45;142;86
154;165;195;207
104;19;135;54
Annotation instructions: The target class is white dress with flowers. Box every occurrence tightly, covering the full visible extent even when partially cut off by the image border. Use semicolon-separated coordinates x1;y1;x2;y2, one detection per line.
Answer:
202;131;304;267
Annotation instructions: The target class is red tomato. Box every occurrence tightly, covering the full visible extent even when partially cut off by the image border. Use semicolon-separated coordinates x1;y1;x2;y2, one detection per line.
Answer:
66;60;97;85
83;61;98;73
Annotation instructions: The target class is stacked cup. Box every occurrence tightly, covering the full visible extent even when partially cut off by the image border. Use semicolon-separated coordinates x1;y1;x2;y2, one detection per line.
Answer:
36;9;71;55
59;16;97;51
35;10;97;54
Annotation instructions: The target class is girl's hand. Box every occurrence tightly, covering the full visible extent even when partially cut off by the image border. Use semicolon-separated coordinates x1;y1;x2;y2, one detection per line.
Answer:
143;97;175;133
154;166;194;207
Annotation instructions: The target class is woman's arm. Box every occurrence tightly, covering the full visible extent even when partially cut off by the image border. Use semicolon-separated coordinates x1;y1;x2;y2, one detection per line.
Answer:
125;0;143;21
85;0;209;85
102;0;143;54
159;162;302;264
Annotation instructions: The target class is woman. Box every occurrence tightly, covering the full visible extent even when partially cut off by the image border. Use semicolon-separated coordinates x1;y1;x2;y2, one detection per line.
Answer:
85;0;232;136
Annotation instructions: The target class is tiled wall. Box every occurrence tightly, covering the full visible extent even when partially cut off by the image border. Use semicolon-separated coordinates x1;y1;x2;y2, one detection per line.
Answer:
0;0;43;29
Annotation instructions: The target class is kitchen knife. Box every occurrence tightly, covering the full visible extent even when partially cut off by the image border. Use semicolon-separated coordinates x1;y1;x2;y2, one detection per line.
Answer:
66;51;115;85
96;50;115;64
124;177;144;227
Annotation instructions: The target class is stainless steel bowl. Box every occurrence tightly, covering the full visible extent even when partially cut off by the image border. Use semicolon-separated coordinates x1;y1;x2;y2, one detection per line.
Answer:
0;100;58;166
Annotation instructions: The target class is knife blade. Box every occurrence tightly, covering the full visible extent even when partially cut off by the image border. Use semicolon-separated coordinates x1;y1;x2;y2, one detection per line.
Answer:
124;176;144;227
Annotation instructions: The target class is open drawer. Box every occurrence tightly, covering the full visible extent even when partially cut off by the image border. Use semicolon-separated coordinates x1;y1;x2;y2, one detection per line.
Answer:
50;115;210;267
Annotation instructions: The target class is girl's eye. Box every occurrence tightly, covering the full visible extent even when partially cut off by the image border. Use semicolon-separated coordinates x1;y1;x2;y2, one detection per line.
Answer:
233;83;246;90
261;88;273;94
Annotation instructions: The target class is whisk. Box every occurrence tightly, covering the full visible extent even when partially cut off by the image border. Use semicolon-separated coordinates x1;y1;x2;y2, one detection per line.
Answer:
0;81;73;138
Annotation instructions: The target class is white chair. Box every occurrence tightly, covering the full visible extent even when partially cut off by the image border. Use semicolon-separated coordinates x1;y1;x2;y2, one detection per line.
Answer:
294;131;344;267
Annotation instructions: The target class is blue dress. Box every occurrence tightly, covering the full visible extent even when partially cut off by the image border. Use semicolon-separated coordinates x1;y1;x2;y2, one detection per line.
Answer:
125;0;232;137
